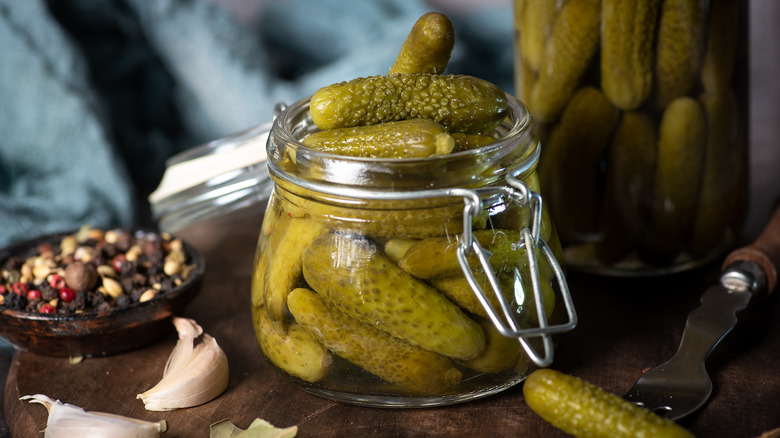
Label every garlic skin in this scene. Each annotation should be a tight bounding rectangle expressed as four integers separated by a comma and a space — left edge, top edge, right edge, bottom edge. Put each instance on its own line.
137, 317, 229, 411
21, 394, 166, 438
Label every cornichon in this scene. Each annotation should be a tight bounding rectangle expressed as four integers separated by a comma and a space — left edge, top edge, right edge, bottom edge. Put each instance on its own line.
458, 318, 521, 374
640, 96, 705, 265
600, 0, 661, 110
253, 306, 332, 383
596, 111, 657, 265
264, 217, 326, 326
529, 0, 601, 122
652, 0, 704, 109
301, 232, 485, 360
301, 119, 454, 159
701, 0, 740, 93
388, 11, 454, 75
451, 132, 497, 152
309, 74, 508, 134
523, 369, 694, 438
287, 287, 463, 395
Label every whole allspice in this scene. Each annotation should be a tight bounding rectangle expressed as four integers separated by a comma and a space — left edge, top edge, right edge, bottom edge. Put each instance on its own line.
64, 261, 98, 291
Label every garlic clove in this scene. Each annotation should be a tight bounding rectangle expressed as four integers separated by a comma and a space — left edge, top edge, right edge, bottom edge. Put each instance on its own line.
137, 317, 229, 411
21, 394, 166, 438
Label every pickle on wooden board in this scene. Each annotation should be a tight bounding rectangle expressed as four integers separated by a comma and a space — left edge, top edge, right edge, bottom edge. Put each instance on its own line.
388, 12, 455, 75
523, 369, 694, 438
689, 91, 742, 257
398, 229, 549, 280
600, 0, 661, 110
264, 217, 326, 327
302, 119, 454, 159
301, 232, 485, 360
639, 96, 705, 265
538, 87, 619, 245
287, 287, 462, 395
652, 0, 704, 109
253, 305, 332, 383
596, 111, 657, 265
309, 74, 507, 134
701, 0, 741, 93
529, 0, 601, 122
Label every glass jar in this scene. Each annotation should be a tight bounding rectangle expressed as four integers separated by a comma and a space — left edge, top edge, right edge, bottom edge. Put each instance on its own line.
513, 0, 749, 275
250, 95, 576, 407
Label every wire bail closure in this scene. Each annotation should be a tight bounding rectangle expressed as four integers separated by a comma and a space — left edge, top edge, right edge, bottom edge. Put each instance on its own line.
456, 175, 577, 368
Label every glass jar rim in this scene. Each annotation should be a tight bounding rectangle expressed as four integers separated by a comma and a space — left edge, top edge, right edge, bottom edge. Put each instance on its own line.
267, 93, 540, 197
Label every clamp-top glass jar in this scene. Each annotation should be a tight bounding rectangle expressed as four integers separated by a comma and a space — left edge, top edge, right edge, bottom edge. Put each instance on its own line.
250, 94, 576, 407
513, 0, 749, 275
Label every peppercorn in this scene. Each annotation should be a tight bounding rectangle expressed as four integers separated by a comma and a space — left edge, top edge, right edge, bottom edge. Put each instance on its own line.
64, 261, 98, 291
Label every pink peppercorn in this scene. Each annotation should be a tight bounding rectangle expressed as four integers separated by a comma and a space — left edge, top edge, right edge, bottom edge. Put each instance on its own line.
11, 282, 28, 296
0, 285, 7, 295
48, 273, 66, 290
39, 303, 57, 314
26, 289, 42, 301
59, 287, 77, 303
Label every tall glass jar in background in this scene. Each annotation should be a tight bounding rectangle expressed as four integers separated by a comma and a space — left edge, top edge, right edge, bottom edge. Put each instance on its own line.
513, 0, 749, 275
250, 94, 576, 407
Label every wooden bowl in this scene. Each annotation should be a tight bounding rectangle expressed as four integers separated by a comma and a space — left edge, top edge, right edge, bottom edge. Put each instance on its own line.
0, 230, 205, 358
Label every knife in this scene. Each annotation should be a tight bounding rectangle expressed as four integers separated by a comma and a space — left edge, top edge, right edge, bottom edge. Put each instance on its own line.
623, 200, 780, 420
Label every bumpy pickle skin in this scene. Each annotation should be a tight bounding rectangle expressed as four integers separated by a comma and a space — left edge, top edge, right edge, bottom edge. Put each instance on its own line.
652, 0, 705, 109
640, 96, 706, 265
538, 87, 619, 245
388, 12, 455, 75
600, 0, 661, 110
529, 0, 601, 122
309, 74, 508, 134
523, 369, 695, 438
253, 305, 332, 383
287, 288, 463, 395
596, 111, 658, 265
301, 119, 454, 159
301, 232, 485, 360
689, 91, 742, 257
264, 217, 327, 327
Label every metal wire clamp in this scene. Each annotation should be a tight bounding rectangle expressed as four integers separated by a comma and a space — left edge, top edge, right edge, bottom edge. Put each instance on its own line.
455, 175, 577, 368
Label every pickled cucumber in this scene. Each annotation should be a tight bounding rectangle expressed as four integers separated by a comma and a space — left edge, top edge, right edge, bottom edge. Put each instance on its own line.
689, 91, 741, 256
517, 0, 560, 74
398, 229, 546, 280
253, 305, 332, 383
309, 74, 508, 134
383, 237, 418, 263
301, 232, 485, 360
489, 171, 555, 245
459, 318, 522, 374
652, 0, 704, 109
539, 87, 619, 244
264, 217, 326, 326
287, 287, 463, 395
701, 0, 741, 93
302, 119, 455, 159
388, 12, 455, 75
596, 111, 657, 265
523, 369, 694, 438
529, 0, 601, 122
451, 132, 497, 152
640, 97, 705, 265
600, 0, 661, 110
430, 268, 555, 326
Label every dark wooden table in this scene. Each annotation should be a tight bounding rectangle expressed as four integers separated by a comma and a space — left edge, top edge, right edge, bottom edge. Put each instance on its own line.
4, 203, 780, 438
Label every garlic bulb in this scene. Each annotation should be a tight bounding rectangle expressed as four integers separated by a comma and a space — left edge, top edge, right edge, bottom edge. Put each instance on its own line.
21, 394, 166, 438
137, 317, 229, 411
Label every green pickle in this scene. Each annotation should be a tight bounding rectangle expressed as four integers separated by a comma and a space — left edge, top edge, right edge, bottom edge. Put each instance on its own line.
251, 11, 567, 404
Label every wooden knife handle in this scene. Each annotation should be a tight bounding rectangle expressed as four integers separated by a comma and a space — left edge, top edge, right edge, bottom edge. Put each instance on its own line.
722, 200, 780, 295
